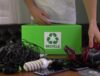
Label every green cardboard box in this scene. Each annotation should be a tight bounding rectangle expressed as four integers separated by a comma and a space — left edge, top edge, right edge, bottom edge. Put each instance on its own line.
22, 24, 82, 56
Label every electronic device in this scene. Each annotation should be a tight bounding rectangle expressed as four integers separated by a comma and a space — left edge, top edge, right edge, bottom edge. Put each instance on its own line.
33, 58, 69, 76
34, 68, 68, 76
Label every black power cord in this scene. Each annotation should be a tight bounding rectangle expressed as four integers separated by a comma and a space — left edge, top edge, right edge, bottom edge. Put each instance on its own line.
0, 29, 46, 74
0, 40, 46, 74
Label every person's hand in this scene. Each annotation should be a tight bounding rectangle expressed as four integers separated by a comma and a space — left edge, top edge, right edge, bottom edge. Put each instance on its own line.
31, 7, 51, 25
88, 22, 100, 48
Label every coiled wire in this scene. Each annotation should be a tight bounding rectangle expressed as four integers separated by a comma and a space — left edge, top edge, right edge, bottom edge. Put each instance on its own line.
0, 39, 46, 73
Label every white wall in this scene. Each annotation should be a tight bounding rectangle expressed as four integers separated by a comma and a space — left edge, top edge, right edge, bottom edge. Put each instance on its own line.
0, 0, 19, 24
17, 0, 31, 24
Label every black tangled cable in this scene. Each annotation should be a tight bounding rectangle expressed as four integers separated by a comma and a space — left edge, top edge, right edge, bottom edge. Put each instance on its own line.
0, 39, 46, 74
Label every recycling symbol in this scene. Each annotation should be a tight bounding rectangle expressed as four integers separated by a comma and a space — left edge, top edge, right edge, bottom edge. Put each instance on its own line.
47, 33, 59, 44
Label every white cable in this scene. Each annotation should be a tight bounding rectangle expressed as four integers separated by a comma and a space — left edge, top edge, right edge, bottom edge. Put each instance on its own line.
23, 58, 52, 71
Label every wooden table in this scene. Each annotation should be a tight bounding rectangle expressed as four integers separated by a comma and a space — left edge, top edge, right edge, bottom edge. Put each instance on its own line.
0, 71, 80, 76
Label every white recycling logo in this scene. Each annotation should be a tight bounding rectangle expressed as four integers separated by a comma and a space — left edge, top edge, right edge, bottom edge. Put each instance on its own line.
47, 33, 59, 44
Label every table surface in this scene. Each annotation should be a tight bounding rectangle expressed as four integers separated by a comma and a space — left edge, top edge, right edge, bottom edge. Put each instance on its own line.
0, 71, 81, 76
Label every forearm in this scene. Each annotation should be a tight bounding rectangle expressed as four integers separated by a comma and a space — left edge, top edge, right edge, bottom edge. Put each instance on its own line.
83, 0, 97, 24
24, 0, 38, 13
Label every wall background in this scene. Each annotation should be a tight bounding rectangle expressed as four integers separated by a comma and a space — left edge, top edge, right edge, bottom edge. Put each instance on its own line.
17, 0, 100, 24
76, 0, 100, 24
15, 0, 31, 23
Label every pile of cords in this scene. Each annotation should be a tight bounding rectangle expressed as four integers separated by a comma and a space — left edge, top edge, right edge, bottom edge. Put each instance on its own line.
0, 29, 20, 47
0, 40, 45, 74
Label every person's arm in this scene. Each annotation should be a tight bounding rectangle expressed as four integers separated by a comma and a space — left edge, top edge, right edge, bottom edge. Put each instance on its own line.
83, 0, 100, 47
24, 0, 51, 24
83, 0, 97, 24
